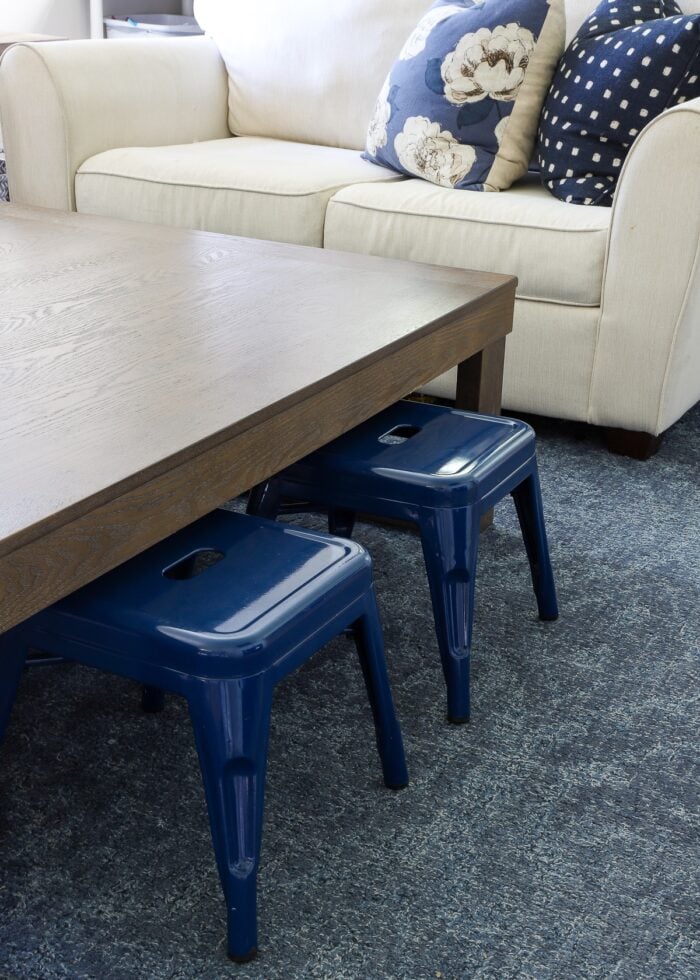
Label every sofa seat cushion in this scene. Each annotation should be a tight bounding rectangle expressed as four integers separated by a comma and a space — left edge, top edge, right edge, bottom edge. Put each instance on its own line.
75, 137, 402, 247
324, 174, 610, 306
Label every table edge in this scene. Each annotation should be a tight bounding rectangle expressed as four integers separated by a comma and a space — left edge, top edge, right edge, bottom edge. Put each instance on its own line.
0, 277, 516, 559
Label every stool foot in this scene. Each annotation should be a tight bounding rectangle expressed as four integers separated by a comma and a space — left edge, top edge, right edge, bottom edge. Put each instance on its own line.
25, 651, 67, 666
447, 712, 471, 725
419, 507, 479, 724
511, 468, 559, 622
141, 685, 166, 713
228, 947, 258, 963
352, 597, 408, 790
0, 630, 27, 746
246, 482, 281, 520
328, 508, 356, 538
188, 676, 272, 962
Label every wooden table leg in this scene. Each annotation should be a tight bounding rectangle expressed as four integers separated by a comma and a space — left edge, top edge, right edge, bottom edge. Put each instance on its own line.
455, 336, 507, 530
455, 335, 507, 417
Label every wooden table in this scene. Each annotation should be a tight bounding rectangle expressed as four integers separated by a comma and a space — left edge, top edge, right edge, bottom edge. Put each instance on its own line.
0, 204, 515, 634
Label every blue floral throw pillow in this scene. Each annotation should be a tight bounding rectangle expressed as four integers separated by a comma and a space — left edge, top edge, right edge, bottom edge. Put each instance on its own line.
364, 0, 566, 191
537, 0, 700, 205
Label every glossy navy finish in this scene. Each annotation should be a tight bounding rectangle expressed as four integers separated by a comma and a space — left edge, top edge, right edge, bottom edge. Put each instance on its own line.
0, 510, 407, 962
248, 401, 558, 723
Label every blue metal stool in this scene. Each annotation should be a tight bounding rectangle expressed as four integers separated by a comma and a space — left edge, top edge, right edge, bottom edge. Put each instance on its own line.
248, 401, 559, 724
0, 510, 407, 962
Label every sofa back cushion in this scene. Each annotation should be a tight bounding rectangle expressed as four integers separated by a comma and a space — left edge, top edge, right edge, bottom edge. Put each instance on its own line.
565, 0, 700, 44
193, 0, 431, 149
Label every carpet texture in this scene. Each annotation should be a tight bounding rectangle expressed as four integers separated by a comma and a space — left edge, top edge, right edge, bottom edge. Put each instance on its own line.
1, 406, 698, 980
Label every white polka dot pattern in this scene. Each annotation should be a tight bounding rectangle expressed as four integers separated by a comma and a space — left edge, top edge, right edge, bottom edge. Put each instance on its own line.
537, 0, 700, 205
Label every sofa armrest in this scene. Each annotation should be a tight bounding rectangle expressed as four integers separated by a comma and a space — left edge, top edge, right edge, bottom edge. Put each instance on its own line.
0, 36, 230, 211
588, 97, 700, 435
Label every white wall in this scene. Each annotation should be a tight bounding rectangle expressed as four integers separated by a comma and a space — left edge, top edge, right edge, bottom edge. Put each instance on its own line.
0, 1, 90, 39
0, 1, 186, 39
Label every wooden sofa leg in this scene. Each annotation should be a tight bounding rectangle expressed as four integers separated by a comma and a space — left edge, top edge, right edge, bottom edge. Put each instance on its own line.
605, 427, 663, 460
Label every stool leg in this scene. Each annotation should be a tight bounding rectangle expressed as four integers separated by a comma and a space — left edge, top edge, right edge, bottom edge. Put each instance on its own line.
246, 482, 281, 520
328, 508, 356, 538
419, 506, 480, 724
352, 593, 408, 790
187, 676, 273, 962
141, 685, 166, 713
0, 631, 27, 747
511, 466, 559, 622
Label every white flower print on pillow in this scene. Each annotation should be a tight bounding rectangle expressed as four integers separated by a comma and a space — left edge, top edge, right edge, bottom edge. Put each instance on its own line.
441, 23, 536, 104
366, 77, 391, 156
361, 0, 555, 191
394, 116, 476, 187
399, 4, 464, 60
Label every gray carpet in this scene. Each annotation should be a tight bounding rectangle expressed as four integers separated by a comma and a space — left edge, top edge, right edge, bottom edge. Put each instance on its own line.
1, 406, 698, 980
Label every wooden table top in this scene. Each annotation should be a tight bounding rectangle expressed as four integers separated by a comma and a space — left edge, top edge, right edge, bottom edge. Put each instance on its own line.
0, 204, 515, 631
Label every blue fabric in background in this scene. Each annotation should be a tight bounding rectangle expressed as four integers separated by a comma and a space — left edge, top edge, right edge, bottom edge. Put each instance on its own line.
0, 148, 8, 203
363, 0, 552, 190
537, 0, 700, 205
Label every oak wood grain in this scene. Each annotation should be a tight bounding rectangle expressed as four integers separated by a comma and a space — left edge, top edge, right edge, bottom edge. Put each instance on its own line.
0, 204, 516, 631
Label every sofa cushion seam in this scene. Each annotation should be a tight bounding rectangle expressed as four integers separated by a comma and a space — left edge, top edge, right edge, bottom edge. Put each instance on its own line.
510, 293, 600, 308
76, 169, 397, 199
327, 197, 610, 234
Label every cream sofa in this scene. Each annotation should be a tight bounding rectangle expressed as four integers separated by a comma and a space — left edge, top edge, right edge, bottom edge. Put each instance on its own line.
1, 14, 698, 457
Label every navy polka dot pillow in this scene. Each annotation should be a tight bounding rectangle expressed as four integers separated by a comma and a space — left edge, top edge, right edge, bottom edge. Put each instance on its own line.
537, 0, 700, 205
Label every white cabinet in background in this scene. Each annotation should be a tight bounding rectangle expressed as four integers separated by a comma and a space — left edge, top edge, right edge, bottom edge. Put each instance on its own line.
91, 2, 192, 37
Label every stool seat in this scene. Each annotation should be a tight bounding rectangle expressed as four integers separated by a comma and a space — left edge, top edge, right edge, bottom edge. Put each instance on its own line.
0, 510, 407, 962
249, 401, 559, 724
286, 401, 536, 509
36, 510, 371, 677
